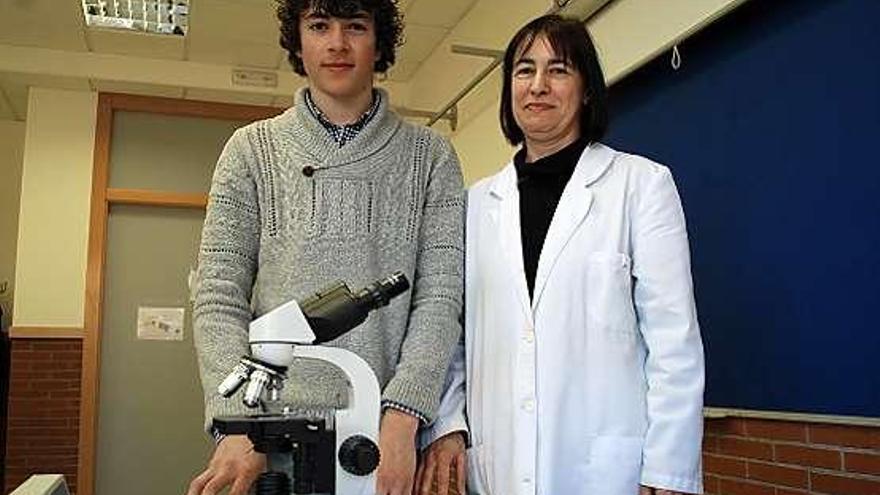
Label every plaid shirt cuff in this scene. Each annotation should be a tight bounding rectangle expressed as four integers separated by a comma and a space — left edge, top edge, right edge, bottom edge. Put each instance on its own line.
381, 399, 429, 425
210, 424, 227, 445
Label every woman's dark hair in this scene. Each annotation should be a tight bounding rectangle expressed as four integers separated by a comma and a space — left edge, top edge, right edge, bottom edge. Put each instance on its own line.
500, 14, 608, 146
276, 0, 404, 75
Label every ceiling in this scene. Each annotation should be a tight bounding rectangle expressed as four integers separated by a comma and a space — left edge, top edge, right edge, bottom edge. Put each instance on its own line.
0, 0, 480, 121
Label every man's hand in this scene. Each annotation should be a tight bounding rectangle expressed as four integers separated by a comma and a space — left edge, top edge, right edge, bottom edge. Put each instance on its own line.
413, 432, 466, 495
639, 486, 685, 495
376, 409, 420, 495
186, 434, 266, 495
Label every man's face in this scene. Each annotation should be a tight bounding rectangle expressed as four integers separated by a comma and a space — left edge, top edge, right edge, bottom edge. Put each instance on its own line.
297, 9, 378, 101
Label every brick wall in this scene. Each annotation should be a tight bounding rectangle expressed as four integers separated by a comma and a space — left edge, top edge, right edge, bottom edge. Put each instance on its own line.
704, 417, 880, 495
4, 339, 82, 495
0, 335, 10, 492
3, 341, 879, 495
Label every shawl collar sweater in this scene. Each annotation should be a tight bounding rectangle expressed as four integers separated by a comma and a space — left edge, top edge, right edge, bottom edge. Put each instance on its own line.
193, 88, 465, 429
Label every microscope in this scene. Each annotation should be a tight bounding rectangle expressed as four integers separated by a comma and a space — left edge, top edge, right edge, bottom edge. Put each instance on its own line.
213, 272, 410, 495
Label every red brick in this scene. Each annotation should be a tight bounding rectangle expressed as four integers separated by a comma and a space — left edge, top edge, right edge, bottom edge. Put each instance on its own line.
39, 378, 80, 388
746, 460, 808, 488
743, 419, 806, 442
21, 427, 78, 439
50, 370, 82, 380
37, 340, 74, 348
704, 434, 720, 453
9, 378, 34, 390
704, 473, 720, 494
29, 454, 78, 463
7, 417, 69, 427
50, 351, 82, 361
49, 390, 83, 399
704, 453, 748, 477
718, 477, 774, 495
810, 472, 880, 495
45, 342, 80, 351
6, 338, 84, 495
15, 397, 77, 409
774, 444, 842, 469
12, 350, 54, 361
776, 489, 808, 495
718, 437, 774, 461
845, 452, 880, 476
707, 418, 748, 436
10, 444, 78, 456
48, 359, 83, 370
5, 455, 27, 468
8, 398, 56, 412
16, 440, 79, 453
809, 424, 880, 449
9, 389, 52, 399
10, 369, 54, 379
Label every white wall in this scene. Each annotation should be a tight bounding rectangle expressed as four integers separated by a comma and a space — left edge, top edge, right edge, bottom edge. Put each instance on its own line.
451, 92, 513, 185
0, 119, 26, 331
13, 88, 97, 327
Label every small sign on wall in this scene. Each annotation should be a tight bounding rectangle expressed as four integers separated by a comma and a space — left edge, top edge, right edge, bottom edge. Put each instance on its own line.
137, 306, 185, 341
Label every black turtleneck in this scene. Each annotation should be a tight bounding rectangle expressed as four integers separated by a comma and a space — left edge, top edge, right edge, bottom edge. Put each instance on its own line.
514, 137, 590, 298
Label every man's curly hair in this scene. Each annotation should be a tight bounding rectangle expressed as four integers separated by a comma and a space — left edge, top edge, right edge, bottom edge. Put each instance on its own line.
276, 0, 404, 76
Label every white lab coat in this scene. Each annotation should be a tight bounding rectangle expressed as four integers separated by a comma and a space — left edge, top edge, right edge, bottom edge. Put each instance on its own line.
424, 143, 704, 495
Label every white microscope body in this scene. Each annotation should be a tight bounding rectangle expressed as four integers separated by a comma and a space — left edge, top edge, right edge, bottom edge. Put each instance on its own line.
215, 272, 409, 495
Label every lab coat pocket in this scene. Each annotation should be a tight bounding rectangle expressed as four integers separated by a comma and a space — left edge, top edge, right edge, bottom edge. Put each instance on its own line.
586, 252, 637, 339
587, 435, 644, 495
466, 444, 490, 495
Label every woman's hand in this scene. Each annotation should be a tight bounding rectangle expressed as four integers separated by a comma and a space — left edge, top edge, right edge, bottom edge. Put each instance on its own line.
413, 432, 466, 495
186, 434, 265, 495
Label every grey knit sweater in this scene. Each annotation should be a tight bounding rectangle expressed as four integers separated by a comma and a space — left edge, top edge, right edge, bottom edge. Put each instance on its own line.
193, 88, 464, 429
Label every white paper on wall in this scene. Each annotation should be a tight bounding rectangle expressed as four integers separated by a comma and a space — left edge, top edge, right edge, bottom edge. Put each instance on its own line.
137, 306, 185, 341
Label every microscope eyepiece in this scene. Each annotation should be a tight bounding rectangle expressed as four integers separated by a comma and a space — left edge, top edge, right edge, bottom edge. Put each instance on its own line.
355, 271, 410, 310
302, 272, 411, 344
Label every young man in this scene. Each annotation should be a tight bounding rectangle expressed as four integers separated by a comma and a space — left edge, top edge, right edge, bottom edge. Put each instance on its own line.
186, 1, 464, 494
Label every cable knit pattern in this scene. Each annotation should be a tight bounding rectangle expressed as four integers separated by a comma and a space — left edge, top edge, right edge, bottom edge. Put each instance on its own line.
193, 88, 464, 431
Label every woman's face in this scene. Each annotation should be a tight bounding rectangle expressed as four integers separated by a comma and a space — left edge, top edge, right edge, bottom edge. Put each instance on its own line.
511, 35, 585, 147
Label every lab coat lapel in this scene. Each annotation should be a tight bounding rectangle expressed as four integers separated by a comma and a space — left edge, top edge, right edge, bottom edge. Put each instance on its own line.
532, 144, 615, 310
488, 163, 533, 320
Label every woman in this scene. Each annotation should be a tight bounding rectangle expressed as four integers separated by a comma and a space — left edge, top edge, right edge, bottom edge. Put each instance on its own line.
419, 14, 704, 495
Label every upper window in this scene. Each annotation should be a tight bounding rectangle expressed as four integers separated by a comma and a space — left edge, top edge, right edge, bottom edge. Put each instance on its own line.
82, 1, 189, 36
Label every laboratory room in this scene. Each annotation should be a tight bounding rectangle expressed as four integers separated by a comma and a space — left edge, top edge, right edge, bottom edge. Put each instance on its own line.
1, 0, 878, 494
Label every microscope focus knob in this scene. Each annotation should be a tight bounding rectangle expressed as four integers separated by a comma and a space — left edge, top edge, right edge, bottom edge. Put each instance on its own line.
338, 435, 380, 476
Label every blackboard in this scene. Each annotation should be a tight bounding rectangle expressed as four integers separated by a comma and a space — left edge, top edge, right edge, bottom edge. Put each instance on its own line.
605, 0, 880, 417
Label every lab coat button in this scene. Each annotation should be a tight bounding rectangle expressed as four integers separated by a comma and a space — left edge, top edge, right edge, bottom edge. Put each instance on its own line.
523, 329, 534, 343
522, 399, 535, 412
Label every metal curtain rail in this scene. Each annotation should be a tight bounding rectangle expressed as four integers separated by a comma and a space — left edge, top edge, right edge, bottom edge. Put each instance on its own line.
426, 54, 502, 127
397, 105, 458, 130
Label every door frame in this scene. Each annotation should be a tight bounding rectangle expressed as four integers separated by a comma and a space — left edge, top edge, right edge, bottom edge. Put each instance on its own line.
78, 93, 280, 495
